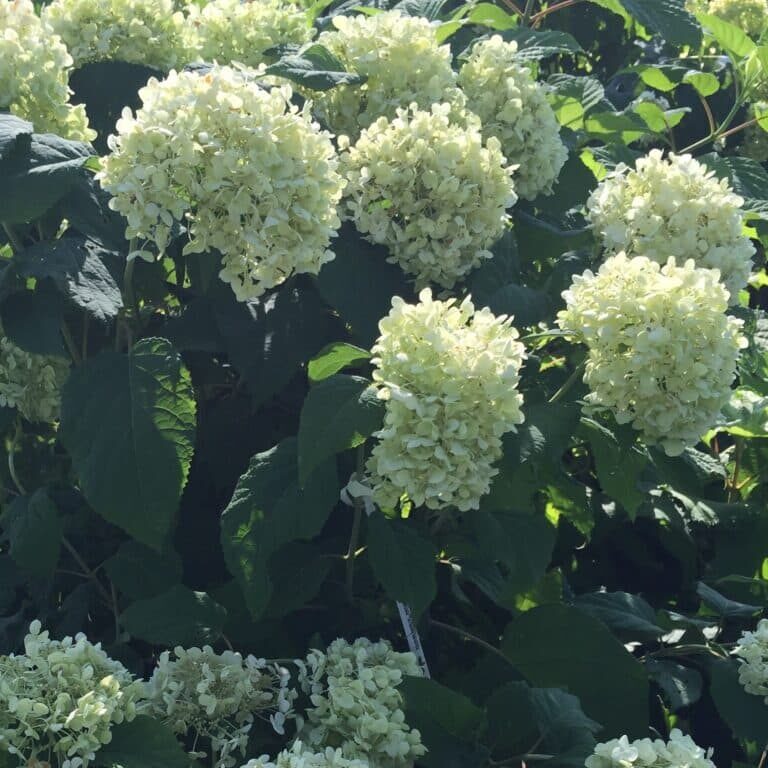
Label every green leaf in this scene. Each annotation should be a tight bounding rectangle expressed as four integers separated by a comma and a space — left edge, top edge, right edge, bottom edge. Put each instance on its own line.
548, 75, 605, 129
620, 0, 702, 47
298, 374, 383, 485
514, 211, 594, 263
584, 111, 649, 143
0, 285, 65, 356
502, 28, 583, 59
60, 338, 196, 549
696, 581, 762, 618
94, 715, 192, 768
644, 659, 703, 712
104, 541, 183, 600
0, 114, 32, 161
265, 44, 366, 90
264, 541, 332, 617
316, 223, 414, 346
308, 342, 371, 383
69, 61, 161, 154
393, 0, 449, 19
573, 591, 665, 641
698, 12, 756, 57
11, 236, 123, 322
220, 438, 338, 618
0, 119, 95, 224
485, 682, 538, 753
1, 489, 61, 579
401, 676, 485, 740
466, 3, 517, 30
367, 512, 437, 618
580, 418, 648, 516
700, 154, 768, 213
710, 659, 768, 743
120, 584, 226, 646
503, 604, 649, 736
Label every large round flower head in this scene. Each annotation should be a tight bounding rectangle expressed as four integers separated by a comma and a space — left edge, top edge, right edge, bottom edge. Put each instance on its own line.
586, 149, 754, 303
295, 638, 425, 768
585, 730, 716, 768
185, 0, 314, 68
367, 289, 526, 512
244, 741, 369, 768
0, 621, 145, 768
557, 253, 746, 456
340, 103, 516, 290
709, 0, 768, 36
457, 35, 567, 200
97, 66, 344, 301
735, 619, 768, 699
0, 335, 70, 423
147, 645, 296, 768
42, 0, 188, 70
0, 0, 93, 140
312, 10, 466, 140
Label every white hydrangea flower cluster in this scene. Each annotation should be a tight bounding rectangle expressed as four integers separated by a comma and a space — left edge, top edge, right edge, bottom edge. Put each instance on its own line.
735, 618, 768, 699
367, 289, 526, 512
0, 336, 70, 423
557, 253, 746, 456
97, 66, 344, 300
0, 0, 93, 140
312, 11, 465, 140
245, 741, 369, 768
185, 0, 314, 68
585, 730, 716, 768
457, 35, 567, 200
709, 0, 768, 37
296, 638, 425, 768
586, 150, 754, 303
340, 103, 515, 290
146, 645, 296, 768
42, 0, 188, 70
0, 621, 145, 768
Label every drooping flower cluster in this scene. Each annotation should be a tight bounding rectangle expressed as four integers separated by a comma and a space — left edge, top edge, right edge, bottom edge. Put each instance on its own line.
146, 645, 296, 768
185, 0, 314, 68
312, 11, 465, 140
0, 0, 93, 140
735, 618, 768, 699
296, 638, 425, 768
367, 289, 526, 512
245, 741, 369, 768
340, 103, 515, 290
557, 253, 746, 456
709, 0, 768, 37
457, 35, 567, 200
0, 621, 145, 768
42, 0, 188, 70
0, 336, 70, 423
586, 150, 754, 303
97, 66, 344, 300
585, 730, 716, 768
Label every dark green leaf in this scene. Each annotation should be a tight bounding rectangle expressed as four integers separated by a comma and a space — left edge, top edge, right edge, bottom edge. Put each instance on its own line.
298, 374, 384, 484
308, 342, 371, 382
104, 541, 183, 600
710, 659, 768, 743
644, 659, 703, 712
696, 581, 762, 618
1, 489, 61, 579
503, 28, 583, 59
401, 676, 485, 740
0, 285, 65, 356
485, 682, 538, 753
120, 584, 226, 646
265, 44, 366, 90
265, 541, 332, 618
220, 438, 338, 618
573, 591, 665, 641
60, 338, 196, 549
367, 512, 437, 618
94, 715, 193, 768
503, 604, 649, 736
620, 0, 701, 47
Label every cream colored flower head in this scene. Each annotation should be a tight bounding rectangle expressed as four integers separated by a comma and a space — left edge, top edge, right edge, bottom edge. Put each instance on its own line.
586, 149, 754, 303
97, 66, 344, 301
245, 741, 370, 768
147, 645, 296, 768
586, 730, 716, 768
311, 10, 466, 140
0, 0, 93, 140
185, 0, 314, 69
735, 618, 768, 700
557, 253, 746, 456
0, 621, 145, 768
42, 0, 188, 70
458, 35, 567, 200
709, 0, 768, 37
295, 638, 425, 767
0, 336, 70, 423
367, 288, 526, 512
340, 103, 516, 290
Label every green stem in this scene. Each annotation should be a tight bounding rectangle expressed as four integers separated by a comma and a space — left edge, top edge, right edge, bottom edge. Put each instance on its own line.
548, 360, 586, 404
522, 0, 537, 24
123, 252, 139, 323
680, 97, 746, 153
61, 536, 112, 603
61, 322, 82, 365
345, 445, 366, 602
2, 223, 23, 253
430, 618, 514, 667
7, 420, 26, 495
